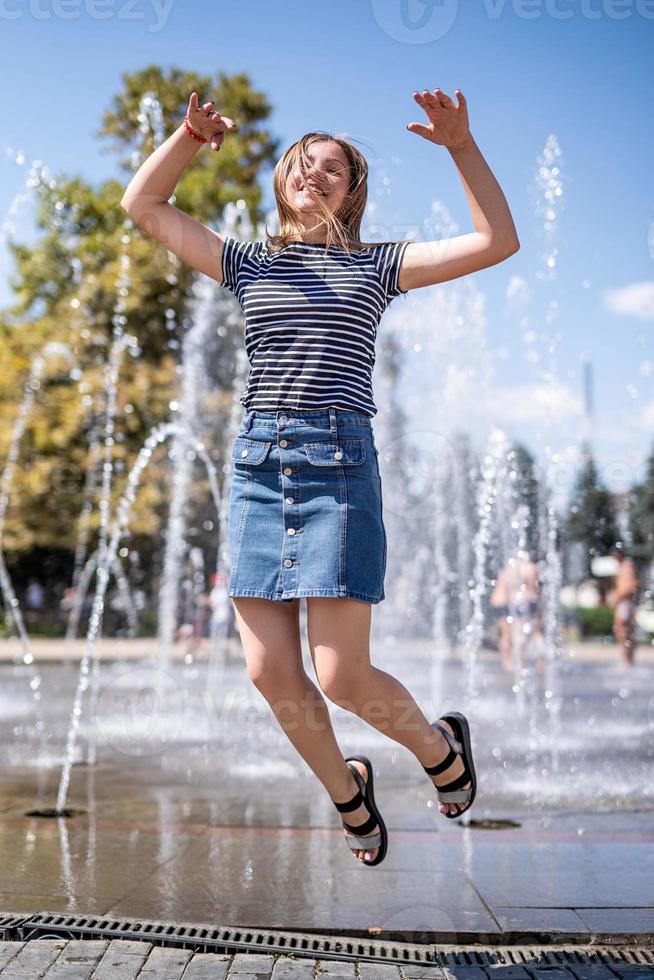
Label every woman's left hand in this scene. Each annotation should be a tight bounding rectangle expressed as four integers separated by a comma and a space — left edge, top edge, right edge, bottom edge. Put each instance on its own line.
407, 88, 471, 148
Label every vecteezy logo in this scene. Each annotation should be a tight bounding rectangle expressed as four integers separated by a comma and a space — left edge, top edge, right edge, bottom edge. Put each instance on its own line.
375, 428, 457, 521
371, 0, 459, 44
96, 665, 185, 758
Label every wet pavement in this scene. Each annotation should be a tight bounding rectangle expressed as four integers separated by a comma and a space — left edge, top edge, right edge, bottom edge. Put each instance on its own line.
0, 633, 653, 949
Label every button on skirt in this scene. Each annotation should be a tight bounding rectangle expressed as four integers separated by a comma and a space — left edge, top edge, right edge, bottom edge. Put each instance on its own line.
227, 407, 387, 604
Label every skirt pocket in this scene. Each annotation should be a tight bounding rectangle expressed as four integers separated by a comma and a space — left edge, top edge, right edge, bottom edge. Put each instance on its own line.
303, 438, 366, 466
231, 436, 273, 465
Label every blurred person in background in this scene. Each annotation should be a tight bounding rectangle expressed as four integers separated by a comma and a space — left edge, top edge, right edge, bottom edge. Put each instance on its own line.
209, 571, 236, 639
490, 550, 544, 675
24, 577, 45, 628
607, 544, 639, 670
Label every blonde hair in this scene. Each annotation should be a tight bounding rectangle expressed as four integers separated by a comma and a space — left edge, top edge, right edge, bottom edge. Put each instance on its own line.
264, 131, 406, 257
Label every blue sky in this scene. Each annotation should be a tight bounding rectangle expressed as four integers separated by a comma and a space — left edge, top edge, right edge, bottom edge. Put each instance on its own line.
1, 0, 653, 500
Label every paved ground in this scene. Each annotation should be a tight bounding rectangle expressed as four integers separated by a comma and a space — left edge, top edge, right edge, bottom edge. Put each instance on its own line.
0, 635, 652, 950
1, 636, 652, 665
0, 943, 653, 978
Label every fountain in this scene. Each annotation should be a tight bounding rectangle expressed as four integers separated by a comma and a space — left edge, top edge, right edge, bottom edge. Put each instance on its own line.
1, 104, 650, 835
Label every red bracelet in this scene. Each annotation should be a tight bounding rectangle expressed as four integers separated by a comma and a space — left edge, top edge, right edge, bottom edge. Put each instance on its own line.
184, 115, 208, 144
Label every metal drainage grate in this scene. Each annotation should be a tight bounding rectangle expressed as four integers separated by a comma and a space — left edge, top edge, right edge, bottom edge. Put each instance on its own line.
0, 914, 30, 941
6, 912, 654, 967
448, 948, 654, 969
11, 913, 439, 963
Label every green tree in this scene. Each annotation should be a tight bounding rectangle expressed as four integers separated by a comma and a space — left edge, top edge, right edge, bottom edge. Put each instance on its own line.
0, 65, 278, 598
510, 441, 541, 557
565, 443, 618, 577
629, 440, 654, 567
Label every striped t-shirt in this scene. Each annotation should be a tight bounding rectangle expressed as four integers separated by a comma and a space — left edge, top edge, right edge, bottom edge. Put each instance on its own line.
220, 236, 410, 417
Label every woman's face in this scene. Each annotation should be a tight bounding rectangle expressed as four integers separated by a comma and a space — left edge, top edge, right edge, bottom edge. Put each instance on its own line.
285, 140, 351, 220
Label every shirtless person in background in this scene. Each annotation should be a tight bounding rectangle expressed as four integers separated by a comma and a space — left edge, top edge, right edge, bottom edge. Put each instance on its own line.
607, 544, 639, 670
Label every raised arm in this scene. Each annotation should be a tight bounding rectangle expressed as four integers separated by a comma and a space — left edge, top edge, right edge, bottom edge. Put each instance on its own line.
120, 92, 238, 283
400, 87, 520, 291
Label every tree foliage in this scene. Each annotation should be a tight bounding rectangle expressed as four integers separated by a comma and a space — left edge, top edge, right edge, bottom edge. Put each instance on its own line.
629, 441, 654, 570
0, 65, 278, 594
565, 443, 619, 577
510, 442, 541, 557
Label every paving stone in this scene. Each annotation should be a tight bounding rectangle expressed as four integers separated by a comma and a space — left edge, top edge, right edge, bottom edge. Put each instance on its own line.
358, 965, 403, 980
228, 974, 277, 980
0, 938, 67, 976
272, 958, 319, 980
527, 971, 575, 980
0, 944, 25, 971
183, 953, 235, 980
316, 962, 356, 977
92, 938, 154, 979
138, 944, 194, 978
441, 969, 490, 980
104, 941, 155, 955
484, 969, 531, 979
493, 907, 589, 940
400, 967, 447, 979
31, 939, 109, 979
606, 969, 654, 979
568, 965, 623, 980
229, 954, 277, 974
576, 907, 654, 941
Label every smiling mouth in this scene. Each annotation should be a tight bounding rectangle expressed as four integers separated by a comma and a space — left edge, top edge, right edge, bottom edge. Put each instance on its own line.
299, 184, 327, 197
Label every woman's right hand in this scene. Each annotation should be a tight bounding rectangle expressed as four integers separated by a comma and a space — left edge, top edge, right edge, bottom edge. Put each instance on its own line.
186, 91, 238, 152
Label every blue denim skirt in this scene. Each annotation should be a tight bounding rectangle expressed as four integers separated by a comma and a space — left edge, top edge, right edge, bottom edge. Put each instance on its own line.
227, 407, 387, 604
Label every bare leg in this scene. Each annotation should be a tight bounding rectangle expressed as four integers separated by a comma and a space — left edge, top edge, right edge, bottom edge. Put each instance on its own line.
532, 621, 545, 675
498, 617, 512, 672
512, 617, 527, 672
613, 614, 636, 669
231, 596, 374, 861
306, 597, 473, 862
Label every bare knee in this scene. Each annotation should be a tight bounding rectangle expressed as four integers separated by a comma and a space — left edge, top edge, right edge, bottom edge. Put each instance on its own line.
244, 639, 305, 694
317, 667, 369, 711
306, 596, 373, 710
249, 656, 305, 696
232, 597, 304, 694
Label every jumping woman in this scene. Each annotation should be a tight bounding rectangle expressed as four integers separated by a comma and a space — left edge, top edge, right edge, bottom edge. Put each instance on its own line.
121, 86, 520, 866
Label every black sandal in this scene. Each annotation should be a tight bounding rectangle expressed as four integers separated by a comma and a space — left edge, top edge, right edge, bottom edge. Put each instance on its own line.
422, 712, 477, 819
332, 755, 388, 866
